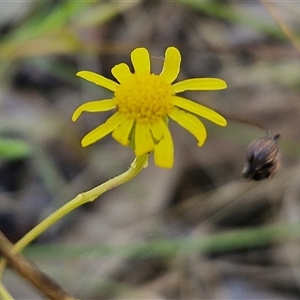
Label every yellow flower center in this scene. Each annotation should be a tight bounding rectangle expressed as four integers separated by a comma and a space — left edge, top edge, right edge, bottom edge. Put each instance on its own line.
113, 73, 174, 123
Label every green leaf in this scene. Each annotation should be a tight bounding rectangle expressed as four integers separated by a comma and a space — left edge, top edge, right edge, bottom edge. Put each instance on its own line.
0, 137, 32, 160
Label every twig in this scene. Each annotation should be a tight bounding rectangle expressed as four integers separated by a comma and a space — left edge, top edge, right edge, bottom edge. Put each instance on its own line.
0, 231, 77, 300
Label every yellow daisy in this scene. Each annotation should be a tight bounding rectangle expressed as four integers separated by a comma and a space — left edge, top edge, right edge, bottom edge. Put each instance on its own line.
72, 47, 227, 168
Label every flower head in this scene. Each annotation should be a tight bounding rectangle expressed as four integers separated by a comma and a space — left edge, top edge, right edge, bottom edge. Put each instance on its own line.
72, 47, 227, 168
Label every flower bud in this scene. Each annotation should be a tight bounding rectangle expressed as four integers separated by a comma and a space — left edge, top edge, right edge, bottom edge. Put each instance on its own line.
242, 134, 280, 181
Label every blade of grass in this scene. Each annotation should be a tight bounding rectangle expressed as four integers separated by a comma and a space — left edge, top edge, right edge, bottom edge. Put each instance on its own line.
0, 138, 32, 160
25, 222, 300, 258
176, 0, 286, 40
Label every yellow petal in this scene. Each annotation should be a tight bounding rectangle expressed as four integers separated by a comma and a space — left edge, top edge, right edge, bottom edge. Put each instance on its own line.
112, 117, 134, 146
172, 78, 227, 93
81, 112, 123, 147
159, 47, 181, 83
111, 63, 132, 83
76, 71, 118, 92
173, 96, 227, 126
134, 122, 155, 156
153, 120, 174, 168
150, 121, 164, 142
168, 107, 207, 146
72, 99, 116, 122
131, 48, 150, 74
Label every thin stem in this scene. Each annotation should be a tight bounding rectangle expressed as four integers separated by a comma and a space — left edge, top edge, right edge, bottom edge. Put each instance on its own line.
224, 113, 269, 135
0, 155, 148, 276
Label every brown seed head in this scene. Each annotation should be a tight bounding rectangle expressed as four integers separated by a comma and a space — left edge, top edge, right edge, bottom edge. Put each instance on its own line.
242, 134, 280, 181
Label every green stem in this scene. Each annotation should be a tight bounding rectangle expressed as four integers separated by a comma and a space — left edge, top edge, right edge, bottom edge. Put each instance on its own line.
0, 155, 148, 277
0, 281, 14, 300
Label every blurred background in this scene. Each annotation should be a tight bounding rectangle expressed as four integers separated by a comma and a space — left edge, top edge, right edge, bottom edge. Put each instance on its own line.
1, 1, 300, 299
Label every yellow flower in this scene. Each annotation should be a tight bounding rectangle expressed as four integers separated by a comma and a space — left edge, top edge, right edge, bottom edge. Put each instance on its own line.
72, 47, 227, 168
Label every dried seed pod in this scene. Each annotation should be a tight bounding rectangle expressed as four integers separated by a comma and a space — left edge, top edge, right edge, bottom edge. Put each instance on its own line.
242, 134, 280, 181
